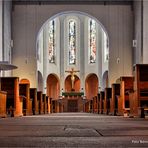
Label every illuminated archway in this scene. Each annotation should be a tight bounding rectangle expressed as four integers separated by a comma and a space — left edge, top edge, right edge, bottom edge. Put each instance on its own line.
85, 74, 98, 99
47, 74, 60, 100
65, 75, 80, 92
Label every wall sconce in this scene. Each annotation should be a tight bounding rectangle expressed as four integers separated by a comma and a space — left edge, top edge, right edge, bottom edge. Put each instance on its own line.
133, 39, 137, 48
117, 58, 120, 64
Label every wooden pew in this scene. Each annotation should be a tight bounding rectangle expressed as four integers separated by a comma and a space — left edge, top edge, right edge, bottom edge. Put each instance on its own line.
30, 88, 38, 115
90, 99, 93, 113
103, 88, 112, 114
37, 91, 43, 114
92, 96, 98, 113
51, 99, 61, 113
46, 96, 50, 113
19, 83, 32, 116
84, 100, 91, 113
42, 94, 46, 114
118, 76, 134, 116
49, 97, 52, 113
97, 93, 100, 114
0, 91, 7, 117
51, 99, 56, 113
99, 91, 104, 114
129, 64, 148, 117
58, 97, 64, 113
1, 77, 23, 117
110, 84, 120, 115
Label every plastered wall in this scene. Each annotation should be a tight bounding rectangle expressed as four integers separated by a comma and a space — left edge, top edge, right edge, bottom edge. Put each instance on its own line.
12, 4, 133, 88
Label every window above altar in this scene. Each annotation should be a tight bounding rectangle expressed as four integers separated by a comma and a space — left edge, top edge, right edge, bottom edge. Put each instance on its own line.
48, 19, 56, 63
68, 19, 77, 65
88, 19, 97, 64
37, 12, 109, 75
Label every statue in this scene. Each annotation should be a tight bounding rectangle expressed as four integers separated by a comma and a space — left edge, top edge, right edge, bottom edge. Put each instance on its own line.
65, 68, 79, 91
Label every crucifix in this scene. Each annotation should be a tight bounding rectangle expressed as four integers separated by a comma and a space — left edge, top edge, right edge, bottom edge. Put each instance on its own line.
65, 68, 80, 91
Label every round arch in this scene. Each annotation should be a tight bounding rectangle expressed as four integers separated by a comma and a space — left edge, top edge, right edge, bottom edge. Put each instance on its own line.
85, 73, 99, 100
36, 11, 109, 58
116, 78, 120, 84
65, 75, 80, 92
20, 78, 30, 85
37, 11, 109, 40
47, 74, 60, 100
36, 11, 109, 94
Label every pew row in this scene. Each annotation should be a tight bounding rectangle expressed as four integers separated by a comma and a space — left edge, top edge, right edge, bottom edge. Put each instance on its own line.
1, 77, 23, 117
110, 84, 120, 115
129, 64, 148, 117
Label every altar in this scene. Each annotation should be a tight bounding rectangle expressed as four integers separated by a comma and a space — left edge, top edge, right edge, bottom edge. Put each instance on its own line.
51, 68, 86, 113
61, 91, 85, 112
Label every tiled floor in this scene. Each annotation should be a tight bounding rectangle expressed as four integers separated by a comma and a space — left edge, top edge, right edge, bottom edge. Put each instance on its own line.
0, 113, 148, 147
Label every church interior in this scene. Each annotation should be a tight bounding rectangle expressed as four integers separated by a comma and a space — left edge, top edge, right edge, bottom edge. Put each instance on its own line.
0, 0, 148, 118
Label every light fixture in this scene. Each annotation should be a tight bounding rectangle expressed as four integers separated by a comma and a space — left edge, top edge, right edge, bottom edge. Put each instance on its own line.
133, 39, 137, 48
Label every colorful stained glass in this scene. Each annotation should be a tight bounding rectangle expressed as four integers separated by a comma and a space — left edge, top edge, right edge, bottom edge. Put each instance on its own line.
89, 19, 96, 63
69, 20, 76, 64
104, 32, 109, 62
48, 20, 55, 63
37, 31, 43, 62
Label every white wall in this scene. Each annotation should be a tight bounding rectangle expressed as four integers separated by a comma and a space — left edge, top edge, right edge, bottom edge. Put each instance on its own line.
12, 5, 37, 87
4, 1, 11, 62
133, 0, 148, 65
108, 5, 133, 85
0, 0, 3, 61
12, 4, 133, 88
3, 0, 12, 76
143, 0, 148, 64
133, 0, 142, 64
38, 13, 105, 93
0, 0, 12, 76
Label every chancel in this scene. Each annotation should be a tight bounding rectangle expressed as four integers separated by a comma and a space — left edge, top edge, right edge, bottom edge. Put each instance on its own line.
0, 0, 148, 147
65, 68, 80, 91
0, 0, 147, 116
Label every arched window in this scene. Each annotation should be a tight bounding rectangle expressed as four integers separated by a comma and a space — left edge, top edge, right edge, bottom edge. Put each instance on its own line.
48, 19, 55, 63
37, 30, 43, 62
104, 32, 109, 62
88, 19, 96, 64
68, 19, 76, 65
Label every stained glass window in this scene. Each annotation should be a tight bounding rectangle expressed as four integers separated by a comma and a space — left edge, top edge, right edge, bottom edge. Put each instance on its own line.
89, 19, 96, 63
104, 32, 109, 62
37, 30, 43, 62
68, 19, 76, 64
48, 20, 55, 63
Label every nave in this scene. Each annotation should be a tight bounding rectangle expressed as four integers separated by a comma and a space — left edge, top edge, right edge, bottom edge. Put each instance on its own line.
0, 112, 148, 147
0, 64, 148, 119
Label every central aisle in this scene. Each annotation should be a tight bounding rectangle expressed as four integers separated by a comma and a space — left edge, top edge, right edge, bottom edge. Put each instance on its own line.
0, 113, 148, 147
